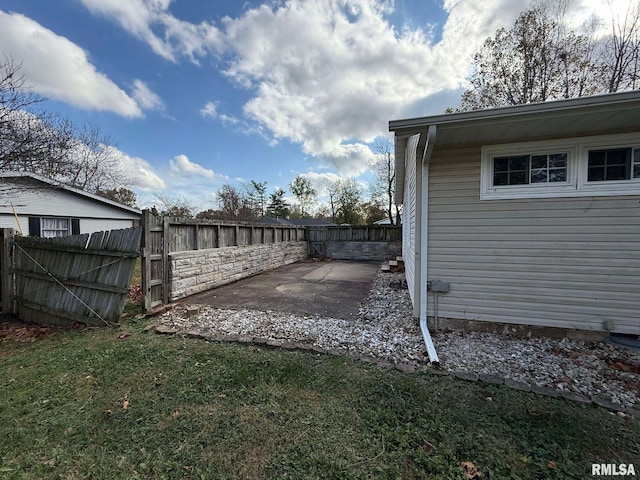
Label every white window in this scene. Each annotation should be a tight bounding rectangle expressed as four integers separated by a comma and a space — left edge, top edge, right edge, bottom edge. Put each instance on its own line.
28, 217, 79, 237
481, 133, 640, 200
41, 218, 71, 237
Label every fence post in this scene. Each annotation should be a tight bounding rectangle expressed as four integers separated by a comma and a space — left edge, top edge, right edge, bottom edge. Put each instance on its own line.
163, 217, 170, 304
141, 210, 151, 312
1, 228, 15, 315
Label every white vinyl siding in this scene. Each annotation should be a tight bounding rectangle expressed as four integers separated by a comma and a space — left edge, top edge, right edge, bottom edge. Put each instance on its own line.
403, 134, 420, 312
427, 146, 640, 334
0, 179, 139, 235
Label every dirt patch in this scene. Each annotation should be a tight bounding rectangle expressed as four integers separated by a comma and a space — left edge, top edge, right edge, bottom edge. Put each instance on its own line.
0, 318, 84, 342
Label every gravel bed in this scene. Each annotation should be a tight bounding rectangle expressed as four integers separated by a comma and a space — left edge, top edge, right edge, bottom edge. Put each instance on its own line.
155, 271, 640, 409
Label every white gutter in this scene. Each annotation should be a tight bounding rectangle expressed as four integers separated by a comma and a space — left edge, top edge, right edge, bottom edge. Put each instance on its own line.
419, 125, 439, 365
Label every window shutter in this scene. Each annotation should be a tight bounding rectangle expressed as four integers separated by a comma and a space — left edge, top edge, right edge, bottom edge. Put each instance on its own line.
71, 219, 80, 235
28, 217, 41, 237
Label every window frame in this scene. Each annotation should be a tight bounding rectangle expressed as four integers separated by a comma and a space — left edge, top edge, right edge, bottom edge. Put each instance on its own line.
40, 217, 72, 238
28, 216, 80, 237
480, 133, 640, 200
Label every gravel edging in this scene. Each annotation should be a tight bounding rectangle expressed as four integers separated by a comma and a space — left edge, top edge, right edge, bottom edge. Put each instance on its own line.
152, 271, 640, 416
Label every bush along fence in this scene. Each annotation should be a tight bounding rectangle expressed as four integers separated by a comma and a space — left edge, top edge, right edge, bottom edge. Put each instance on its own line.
1, 227, 141, 326
141, 211, 307, 309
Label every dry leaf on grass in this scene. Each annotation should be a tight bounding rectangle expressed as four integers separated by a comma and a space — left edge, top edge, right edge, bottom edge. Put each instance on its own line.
122, 400, 129, 410
460, 461, 482, 479
422, 441, 435, 455
547, 460, 557, 469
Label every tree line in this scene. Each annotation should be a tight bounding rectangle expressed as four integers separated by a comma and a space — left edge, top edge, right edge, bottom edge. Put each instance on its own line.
152, 151, 398, 226
0, 56, 138, 206
3, 0, 637, 223
459, 0, 640, 110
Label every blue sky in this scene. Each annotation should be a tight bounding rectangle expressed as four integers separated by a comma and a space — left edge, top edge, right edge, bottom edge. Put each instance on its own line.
0, 0, 619, 211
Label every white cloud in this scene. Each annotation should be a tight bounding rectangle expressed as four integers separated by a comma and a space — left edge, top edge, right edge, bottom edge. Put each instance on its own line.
200, 101, 218, 118
131, 79, 165, 111
76, 0, 621, 176
0, 10, 142, 118
79, 0, 224, 63
109, 146, 166, 190
169, 154, 215, 178
219, 0, 529, 175
219, 113, 240, 125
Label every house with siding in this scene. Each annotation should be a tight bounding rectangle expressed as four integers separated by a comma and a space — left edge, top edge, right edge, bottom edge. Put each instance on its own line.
0, 171, 141, 237
389, 91, 640, 362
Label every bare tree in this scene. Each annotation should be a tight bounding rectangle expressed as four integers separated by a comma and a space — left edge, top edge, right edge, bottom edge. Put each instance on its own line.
153, 194, 198, 218
369, 139, 399, 225
96, 187, 137, 207
0, 57, 131, 194
460, 4, 604, 110
324, 178, 363, 225
64, 124, 128, 193
601, 0, 640, 92
216, 183, 254, 221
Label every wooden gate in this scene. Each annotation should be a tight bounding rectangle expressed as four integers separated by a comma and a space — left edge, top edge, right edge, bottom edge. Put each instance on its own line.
141, 210, 166, 311
4, 227, 141, 326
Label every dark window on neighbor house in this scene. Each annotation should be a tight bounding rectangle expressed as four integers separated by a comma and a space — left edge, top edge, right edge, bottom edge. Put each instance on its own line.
493, 153, 567, 186
28, 217, 80, 237
588, 148, 632, 181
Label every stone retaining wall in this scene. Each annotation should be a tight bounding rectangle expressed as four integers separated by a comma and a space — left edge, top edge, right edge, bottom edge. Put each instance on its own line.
325, 241, 401, 261
169, 242, 307, 301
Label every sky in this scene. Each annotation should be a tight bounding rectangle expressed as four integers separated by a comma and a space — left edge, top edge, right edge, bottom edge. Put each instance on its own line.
0, 0, 624, 212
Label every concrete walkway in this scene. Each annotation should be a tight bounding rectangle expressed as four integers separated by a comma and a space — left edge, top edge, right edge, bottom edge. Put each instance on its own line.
179, 259, 380, 319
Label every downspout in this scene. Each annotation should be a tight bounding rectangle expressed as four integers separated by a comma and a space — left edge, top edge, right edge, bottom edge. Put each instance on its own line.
419, 125, 439, 365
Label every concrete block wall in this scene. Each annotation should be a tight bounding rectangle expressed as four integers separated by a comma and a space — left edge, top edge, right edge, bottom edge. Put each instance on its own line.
326, 241, 401, 261
169, 242, 307, 301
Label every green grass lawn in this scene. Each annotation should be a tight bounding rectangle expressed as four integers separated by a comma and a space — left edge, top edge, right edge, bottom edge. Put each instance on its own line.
1, 320, 638, 479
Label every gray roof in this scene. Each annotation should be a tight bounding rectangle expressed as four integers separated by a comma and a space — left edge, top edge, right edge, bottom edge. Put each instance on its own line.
287, 218, 336, 227
258, 216, 336, 226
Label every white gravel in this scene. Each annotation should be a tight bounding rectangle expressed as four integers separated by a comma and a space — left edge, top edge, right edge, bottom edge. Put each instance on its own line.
155, 271, 640, 409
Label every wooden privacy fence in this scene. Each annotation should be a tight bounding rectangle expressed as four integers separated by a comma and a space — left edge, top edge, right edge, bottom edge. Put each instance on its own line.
142, 211, 306, 311
1, 227, 141, 326
306, 225, 402, 257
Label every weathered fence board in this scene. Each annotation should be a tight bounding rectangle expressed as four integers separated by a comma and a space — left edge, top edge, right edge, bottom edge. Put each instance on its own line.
306, 225, 402, 258
1, 228, 14, 314
11, 227, 141, 326
141, 212, 306, 311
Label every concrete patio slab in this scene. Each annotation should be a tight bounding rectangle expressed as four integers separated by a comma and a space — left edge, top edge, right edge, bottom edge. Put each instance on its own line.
179, 259, 380, 319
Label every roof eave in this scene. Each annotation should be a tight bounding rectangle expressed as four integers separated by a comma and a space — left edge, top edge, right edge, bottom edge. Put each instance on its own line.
389, 90, 640, 133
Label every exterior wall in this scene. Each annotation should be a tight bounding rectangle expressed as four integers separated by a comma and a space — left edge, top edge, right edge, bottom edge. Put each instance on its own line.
0, 181, 139, 235
325, 241, 401, 261
427, 145, 640, 334
403, 134, 420, 310
169, 242, 308, 301
80, 218, 137, 234
0, 215, 136, 235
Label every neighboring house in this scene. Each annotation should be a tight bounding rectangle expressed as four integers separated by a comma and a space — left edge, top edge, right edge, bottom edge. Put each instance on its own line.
0, 171, 141, 237
389, 91, 640, 360
287, 218, 336, 227
373, 216, 400, 226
